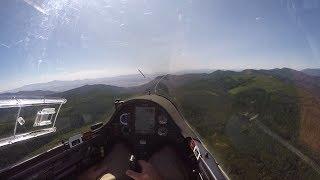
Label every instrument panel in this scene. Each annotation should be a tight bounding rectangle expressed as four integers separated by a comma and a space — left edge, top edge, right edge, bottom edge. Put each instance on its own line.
114, 101, 171, 137
135, 106, 156, 134
108, 99, 181, 160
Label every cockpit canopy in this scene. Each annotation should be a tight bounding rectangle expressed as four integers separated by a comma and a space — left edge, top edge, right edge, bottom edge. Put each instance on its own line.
0, 98, 66, 147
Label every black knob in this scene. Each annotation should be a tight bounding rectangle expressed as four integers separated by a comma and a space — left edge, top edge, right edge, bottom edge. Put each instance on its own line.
129, 155, 142, 173
121, 126, 130, 135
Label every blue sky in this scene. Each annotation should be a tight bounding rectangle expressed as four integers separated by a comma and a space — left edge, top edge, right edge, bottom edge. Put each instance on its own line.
0, 0, 320, 91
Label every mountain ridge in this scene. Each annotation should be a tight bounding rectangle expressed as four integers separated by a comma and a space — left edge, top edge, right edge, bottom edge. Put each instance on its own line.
5, 74, 156, 93
3, 68, 320, 98
1, 68, 320, 179
302, 68, 320, 77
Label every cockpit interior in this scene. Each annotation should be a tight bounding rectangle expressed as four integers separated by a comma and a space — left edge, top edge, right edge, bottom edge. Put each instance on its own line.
0, 95, 227, 180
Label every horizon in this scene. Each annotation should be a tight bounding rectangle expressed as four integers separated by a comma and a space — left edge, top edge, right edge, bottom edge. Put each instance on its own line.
1, 0, 320, 91
2, 66, 319, 93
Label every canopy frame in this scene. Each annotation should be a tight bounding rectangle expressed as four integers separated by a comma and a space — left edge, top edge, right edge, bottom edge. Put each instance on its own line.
0, 98, 67, 147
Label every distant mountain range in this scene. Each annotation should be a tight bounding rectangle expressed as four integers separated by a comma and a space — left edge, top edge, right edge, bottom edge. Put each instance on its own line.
5, 74, 156, 93
0, 90, 55, 98
3, 70, 218, 93
2, 68, 320, 96
2, 67, 320, 179
4, 68, 318, 94
302, 68, 320, 77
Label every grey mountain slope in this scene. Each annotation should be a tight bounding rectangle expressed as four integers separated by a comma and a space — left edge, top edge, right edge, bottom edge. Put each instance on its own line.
4, 68, 320, 99
302, 68, 320, 77
0, 90, 55, 98
7, 74, 156, 93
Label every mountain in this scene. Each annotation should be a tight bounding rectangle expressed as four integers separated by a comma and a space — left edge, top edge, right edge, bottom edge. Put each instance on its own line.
57, 69, 320, 179
129, 73, 208, 94
7, 74, 155, 93
302, 68, 320, 77
258, 68, 320, 98
6, 70, 231, 93
51, 84, 131, 126
162, 68, 320, 179
2, 68, 320, 179
0, 90, 55, 98
53, 84, 127, 97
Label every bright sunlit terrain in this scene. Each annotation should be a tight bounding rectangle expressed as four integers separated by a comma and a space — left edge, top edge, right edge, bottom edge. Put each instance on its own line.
1, 0, 320, 179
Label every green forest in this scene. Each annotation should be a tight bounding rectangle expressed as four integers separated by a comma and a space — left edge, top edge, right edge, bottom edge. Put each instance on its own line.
1, 69, 320, 179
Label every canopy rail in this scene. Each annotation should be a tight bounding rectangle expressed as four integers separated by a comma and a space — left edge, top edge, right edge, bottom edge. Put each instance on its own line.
0, 98, 67, 147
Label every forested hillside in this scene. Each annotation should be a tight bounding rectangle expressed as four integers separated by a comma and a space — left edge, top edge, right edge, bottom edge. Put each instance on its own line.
1, 68, 320, 179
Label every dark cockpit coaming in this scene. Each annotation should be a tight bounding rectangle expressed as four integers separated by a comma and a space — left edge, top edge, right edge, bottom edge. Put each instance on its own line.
0, 95, 227, 180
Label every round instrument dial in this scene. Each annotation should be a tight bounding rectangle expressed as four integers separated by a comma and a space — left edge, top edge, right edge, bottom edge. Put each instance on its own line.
157, 127, 168, 136
120, 113, 130, 126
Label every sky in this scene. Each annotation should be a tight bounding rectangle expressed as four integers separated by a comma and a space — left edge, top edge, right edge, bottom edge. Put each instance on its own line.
0, 0, 320, 91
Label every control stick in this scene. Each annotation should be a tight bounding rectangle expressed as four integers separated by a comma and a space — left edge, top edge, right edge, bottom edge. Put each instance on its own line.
129, 155, 142, 173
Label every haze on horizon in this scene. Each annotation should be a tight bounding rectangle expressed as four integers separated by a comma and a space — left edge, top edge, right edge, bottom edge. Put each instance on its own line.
0, 0, 320, 91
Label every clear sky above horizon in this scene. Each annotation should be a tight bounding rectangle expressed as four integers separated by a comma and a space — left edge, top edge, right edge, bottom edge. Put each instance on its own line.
0, 0, 320, 91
